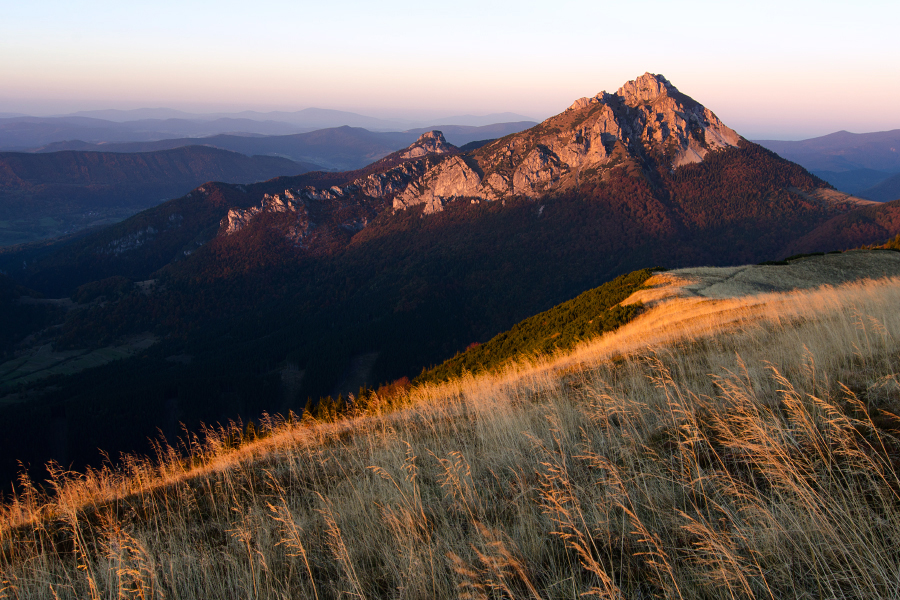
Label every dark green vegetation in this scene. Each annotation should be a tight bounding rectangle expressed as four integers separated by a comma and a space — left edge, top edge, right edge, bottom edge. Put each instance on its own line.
0, 140, 889, 489
0, 146, 317, 246
0, 183, 253, 295
70, 276, 134, 304
418, 268, 656, 383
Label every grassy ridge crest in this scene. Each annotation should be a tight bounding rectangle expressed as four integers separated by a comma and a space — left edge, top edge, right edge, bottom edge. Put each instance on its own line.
417, 267, 657, 383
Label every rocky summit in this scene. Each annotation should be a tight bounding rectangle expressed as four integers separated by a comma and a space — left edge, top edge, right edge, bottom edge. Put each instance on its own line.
394, 73, 742, 212
16, 72, 866, 289
399, 130, 456, 159
219, 73, 752, 235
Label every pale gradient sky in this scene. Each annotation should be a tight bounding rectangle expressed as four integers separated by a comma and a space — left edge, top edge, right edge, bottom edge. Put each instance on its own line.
1, 0, 897, 139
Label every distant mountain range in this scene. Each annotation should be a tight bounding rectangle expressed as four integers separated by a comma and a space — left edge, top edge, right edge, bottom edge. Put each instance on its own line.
0, 109, 539, 152
2, 73, 895, 487
0, 122, 537, 248
0, 146, 319, 246
857, 173, 900, 202
755, 130, 900, 201
0, 116, 313, 150
30, 122, 539, 171
6, 107, 899, 203
67, 107, 538, 129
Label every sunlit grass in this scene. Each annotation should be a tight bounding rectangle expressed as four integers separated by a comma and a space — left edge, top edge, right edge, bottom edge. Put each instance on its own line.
2, 275, 900, 599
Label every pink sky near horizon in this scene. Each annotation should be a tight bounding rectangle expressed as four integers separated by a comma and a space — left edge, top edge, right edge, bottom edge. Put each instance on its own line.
1, 0, 898, 140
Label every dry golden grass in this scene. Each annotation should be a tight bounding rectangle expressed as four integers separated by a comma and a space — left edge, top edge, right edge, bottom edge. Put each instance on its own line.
3, 271, 900, 599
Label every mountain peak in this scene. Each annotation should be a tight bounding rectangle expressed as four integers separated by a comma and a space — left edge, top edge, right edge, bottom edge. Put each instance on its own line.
616, 72, 675, 106
223, 74, 744, 221
417, 130, 446, 143
567, 73, 677, 111
392, 73, 743, 212
400, 130, 456, 159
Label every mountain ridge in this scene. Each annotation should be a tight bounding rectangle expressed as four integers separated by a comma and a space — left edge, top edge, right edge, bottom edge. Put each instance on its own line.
29, 122, 538, 171
214, 73, 864, 239
857, 172, 900, 202
64, 107, 538, 129
755, 129, 900, 195
394, 73, 743, 212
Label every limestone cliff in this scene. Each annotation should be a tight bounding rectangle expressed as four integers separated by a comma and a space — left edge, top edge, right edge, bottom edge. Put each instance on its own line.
220, 133, 456, 239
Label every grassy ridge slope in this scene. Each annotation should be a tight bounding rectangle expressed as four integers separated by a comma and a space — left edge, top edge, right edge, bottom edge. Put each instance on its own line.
3, 255, 900, 598
418, 268, 657, 382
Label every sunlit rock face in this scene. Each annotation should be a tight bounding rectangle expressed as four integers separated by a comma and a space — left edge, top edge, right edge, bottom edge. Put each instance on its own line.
219, 132, 458, 236
396, 73, 742, 211
394, 156, 485, 214
223, 192, 299, 235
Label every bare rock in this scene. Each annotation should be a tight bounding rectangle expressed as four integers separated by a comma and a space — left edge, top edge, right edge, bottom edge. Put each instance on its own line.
400, 131, 456, 159
395, 156, 484, 213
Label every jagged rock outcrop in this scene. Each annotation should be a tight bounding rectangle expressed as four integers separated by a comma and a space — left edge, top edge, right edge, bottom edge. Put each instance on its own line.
221, 187, 370, 248
396, 73, 742, 211
400, 131, 457, 159
223, 192, 300, 235
395, 156, 485, 214
220, 133, 457, 240
218, 74, 807, 239
350, 159, 436, 199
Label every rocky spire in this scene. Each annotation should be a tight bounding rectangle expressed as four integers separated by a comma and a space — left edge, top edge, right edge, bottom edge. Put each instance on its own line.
400, 130, 457, 159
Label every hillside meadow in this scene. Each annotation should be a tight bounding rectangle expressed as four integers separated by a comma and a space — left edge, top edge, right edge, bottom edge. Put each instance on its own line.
3, 255, 900, 599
